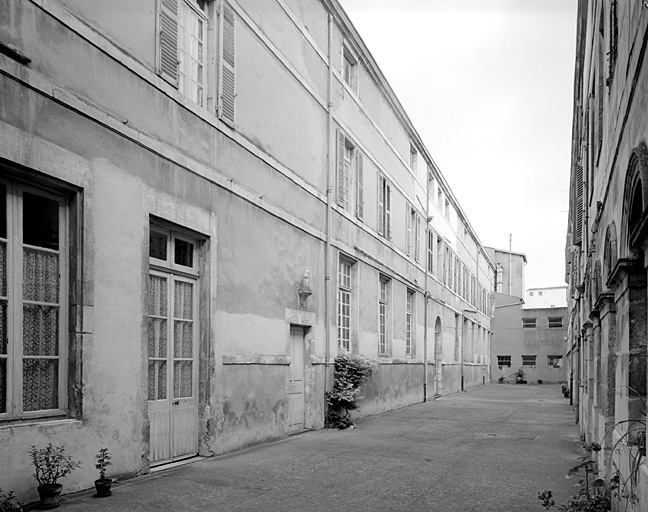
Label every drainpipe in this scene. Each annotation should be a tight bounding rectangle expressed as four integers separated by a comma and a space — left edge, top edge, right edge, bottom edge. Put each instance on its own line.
323, 13, 334, 408
508, 234, 512, 295
423, 176, 431, 402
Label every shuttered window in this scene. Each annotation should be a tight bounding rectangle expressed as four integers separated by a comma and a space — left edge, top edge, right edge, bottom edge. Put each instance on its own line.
574, 163, 584, 245
218, 0, 236, 125
415, 214, 421, 262
378, 175, 391, 240
336, 130, 364, 220
158, 0, 179, 85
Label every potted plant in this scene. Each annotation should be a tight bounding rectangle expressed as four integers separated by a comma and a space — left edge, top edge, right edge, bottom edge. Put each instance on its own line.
29, 443, 81, 509
512, 368, 525, 384
0, 488, 22, 511
94, 448, 112, 497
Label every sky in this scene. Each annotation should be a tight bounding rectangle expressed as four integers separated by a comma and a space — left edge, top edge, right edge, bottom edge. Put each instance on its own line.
339, 0, 577, 290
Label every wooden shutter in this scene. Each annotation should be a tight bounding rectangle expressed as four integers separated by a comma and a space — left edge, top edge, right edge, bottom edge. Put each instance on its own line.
415, 214, 421, 262
158, 0, 179, 85
218, 0, 236, 124
355, 151, 364, 220
378, 175, 385, 236
406, 205, 412, 255
337, 131, 346, 208
385, 182, 392, 240
574, 163, 584, 245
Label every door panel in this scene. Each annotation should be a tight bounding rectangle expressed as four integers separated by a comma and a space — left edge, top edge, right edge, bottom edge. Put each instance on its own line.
147, 271, 198, 464
288, 327, 305, 431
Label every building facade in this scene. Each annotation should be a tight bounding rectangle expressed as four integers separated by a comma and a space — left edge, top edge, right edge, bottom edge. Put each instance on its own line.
0, 0, 494, 501
566, 1, 648, 510
525, 286, 567, 309
487, 248, 567, 384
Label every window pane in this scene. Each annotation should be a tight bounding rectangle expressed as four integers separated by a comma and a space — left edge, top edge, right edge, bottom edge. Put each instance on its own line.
174, 360, 192, 398
150, 231, 168, 260
174, 239, 194, 267
23, 304, 59, 356
0, 241, 6, 297
23, 192, 59, 250
0, 358, 5, 413
0, 301, 6, 354
174, 321, 193, 358
23, 248, 59, 302
22, 358, 58, 411
0, 183, 6, 239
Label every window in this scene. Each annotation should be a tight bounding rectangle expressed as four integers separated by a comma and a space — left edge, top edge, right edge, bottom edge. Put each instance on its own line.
0, 181, 68, 419
437, 189, 443, 209
529, 291, 534, 296
497, 356, 511, 368
158, 0, 236, 123
405, 290, 414, 356
409, 144, 418, 172
336, 130, 363, 220
406, 204, 414, 256
377, 175, 391, 240
522, 355, 537, 367
414, 214, 421, 263
148, 225, 200, 402
337, 258, 354, 351
548, 355, 563, 368
548, 317, 563, 328
342, 44, 358, 92
538, 291, 543, 296
427, 230, 434, 274
522, 318, 536, 328
378, 276, 390, 356
444, 199, 450, 220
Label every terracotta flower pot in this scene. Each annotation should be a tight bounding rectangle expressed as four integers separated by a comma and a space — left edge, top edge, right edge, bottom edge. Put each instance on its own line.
94, 478, 112, 497
37, 483, 63, 509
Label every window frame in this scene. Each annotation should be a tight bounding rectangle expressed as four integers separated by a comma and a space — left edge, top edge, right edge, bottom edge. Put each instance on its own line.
342, 43, 358, 93
497, 355, 511, 368
0, 180, 69, 421
337, 256, 354, 352
377, 174, 392, 240
522, 355, 537, 368
548, 355, 563, 368
378, 276, 390, 356
522, 318, 537, 329
548, 317, 563, 328
405, 290, 414, 356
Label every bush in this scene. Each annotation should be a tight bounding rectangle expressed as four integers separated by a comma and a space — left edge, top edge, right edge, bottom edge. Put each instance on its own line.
0, 488, 22, 512
325, 351, 378, 429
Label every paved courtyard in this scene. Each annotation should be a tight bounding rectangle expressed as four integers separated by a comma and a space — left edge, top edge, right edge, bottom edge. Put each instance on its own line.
62, 384, 581, 511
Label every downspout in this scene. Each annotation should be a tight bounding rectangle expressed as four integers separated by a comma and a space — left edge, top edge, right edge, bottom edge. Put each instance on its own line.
508, 234, 512, 295
323, 13, 334, 409
423, 176, 430, 402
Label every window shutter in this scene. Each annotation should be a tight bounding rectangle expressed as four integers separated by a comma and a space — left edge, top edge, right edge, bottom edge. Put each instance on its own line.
406, 205, 412, 255
415, 214, 421, 262
218, 0, 236, 125
386, 183, 392, 240
158, 0, 179, 86
378, 175, 384, 236
574, 163, 584, 245
337, 130, 346, 208
355, 151, 364, 220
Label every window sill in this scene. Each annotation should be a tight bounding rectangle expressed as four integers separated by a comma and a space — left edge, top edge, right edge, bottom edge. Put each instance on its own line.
0, 417, 80, 431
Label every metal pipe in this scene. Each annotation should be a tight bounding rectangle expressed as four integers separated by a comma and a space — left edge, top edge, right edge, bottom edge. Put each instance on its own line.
423, 176, 431, 402
323, 13, 334, 408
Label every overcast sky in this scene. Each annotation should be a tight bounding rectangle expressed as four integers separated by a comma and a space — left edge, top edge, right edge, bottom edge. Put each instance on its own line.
339, 0, 577, 290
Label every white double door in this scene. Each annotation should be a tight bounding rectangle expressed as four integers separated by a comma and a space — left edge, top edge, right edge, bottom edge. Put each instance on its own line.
147, 270, 198, 464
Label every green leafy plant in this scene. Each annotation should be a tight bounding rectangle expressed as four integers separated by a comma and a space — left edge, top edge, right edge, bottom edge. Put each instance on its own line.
0, 488, 22, 512
512, 368, 525, 380
29, 443, 81, 486
538, 442, 613, 512
95, 448, 112, 481
325, 351, 378, 429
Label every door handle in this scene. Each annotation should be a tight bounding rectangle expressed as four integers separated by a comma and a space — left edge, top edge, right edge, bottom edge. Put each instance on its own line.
173, 400, 180, 406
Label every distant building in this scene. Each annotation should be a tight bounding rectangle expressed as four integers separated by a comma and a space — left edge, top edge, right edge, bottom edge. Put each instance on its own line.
487, 248, 567, 383
525, 286, 567, 309
566, 1, 648, 510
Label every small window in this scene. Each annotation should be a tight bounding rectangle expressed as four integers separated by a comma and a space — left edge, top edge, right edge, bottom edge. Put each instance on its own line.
548, 317, 563, 328
538, 291, 543, 296
342, 44, 358, 92
444, 199, 450, 220
405, 290, 414, 356
522, 355, 537, 367
548, 355, 563, 368
409, 143, 418, 172
529, 291, 534, 296
149, 228, 197, 273
522, 318, 536, 328
497, 355, 511, 367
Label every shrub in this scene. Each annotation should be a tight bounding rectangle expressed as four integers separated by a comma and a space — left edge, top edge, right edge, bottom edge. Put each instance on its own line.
0, 489, 22, 512
325, 351, 378, 429
29, 443, 81, 486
